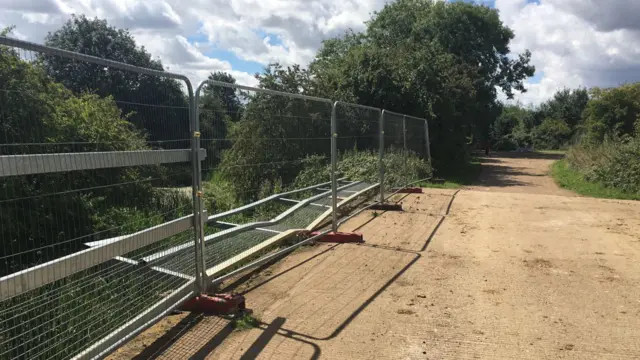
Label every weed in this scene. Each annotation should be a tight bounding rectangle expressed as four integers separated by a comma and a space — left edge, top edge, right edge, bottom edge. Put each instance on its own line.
396, 309, 416, 315
371, 211, 379, 218
232, 312, 260, 331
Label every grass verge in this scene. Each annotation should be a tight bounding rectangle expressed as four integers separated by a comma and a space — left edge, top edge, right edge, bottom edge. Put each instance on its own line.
537, 149, 567, 155
551, 160, 640, 201
420, 159, 482, 189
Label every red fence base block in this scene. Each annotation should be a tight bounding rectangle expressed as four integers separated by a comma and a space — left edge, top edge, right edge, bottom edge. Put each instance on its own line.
369, 203, 403, 211
312, 231, 364, 243
397, 187, 423, 194
181, 293, 246, 314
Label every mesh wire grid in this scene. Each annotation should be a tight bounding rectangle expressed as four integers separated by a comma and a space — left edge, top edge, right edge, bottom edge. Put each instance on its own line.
0, 37, 436, 359
196, 82, 333, 274
0, 42, 197, 359
382, 112, 406, 197
404, 116, 430, 184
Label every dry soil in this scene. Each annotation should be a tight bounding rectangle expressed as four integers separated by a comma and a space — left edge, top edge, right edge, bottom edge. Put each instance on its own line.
110, 152, 640, 359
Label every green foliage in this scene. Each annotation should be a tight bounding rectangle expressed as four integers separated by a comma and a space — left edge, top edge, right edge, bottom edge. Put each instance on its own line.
532, 118, 572, 150
0, 40, 188, 274
199, 72, 243, 174
566, 136, 640, 196
310, 0, 534, 166
41, 15, 190, 145
490, 88, 589, 150
293, 149, 432, 189
217, 64, 333, 201
491, 105, 535, 150
535, 88, 589, 129
559, 82, 640, 198
233, 312, 260, 331
582, 84, 640, 143
552, 159, 640, 200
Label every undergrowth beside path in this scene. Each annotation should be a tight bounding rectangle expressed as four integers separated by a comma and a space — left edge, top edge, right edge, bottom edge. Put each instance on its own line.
551, 159, 640, 201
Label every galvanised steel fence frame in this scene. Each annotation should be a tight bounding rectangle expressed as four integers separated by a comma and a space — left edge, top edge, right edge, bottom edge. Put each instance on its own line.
0, 36, 205, 360
194, 79, 335, 288
0, 36, 432, 359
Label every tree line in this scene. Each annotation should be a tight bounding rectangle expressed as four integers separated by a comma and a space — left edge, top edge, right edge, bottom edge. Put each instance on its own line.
0, 2, 538, 356
488, 81, 640, 196
1, 0, 534, 272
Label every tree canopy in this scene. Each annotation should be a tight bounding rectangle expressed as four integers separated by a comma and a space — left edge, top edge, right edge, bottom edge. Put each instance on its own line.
309, 0, 534, 165
41, 15, 190, 145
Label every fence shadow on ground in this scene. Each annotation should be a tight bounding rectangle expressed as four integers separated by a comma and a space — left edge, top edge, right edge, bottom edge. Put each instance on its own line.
122, 192, 453, 359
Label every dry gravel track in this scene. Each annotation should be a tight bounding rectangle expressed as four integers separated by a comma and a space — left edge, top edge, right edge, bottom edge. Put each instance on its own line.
111, 152, 640, 359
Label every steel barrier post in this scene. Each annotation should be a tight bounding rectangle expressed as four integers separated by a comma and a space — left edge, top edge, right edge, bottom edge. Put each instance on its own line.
403, 115, 408, 187
331, 102, 339, 232
193, 85, 207, 293
379, 110, 386, 203
425, 119, 432, 168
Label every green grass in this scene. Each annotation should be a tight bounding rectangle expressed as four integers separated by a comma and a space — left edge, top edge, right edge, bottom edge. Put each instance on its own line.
420, 159, 482, 189
551, 159, 640, 201
538, 149, 567, 155
232, 312, 260, 331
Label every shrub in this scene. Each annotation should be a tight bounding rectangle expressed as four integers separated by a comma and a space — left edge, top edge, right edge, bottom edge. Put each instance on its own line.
294, 148, 432, 188
566, 135, 640, 195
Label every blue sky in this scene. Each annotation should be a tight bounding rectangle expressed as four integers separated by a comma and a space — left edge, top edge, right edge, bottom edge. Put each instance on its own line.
3, 0, 640, 105
183, 0, 546, 86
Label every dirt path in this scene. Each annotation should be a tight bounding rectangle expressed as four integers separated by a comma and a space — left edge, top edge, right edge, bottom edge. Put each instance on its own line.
111, 153, 640, 359
467, 152, 575, 196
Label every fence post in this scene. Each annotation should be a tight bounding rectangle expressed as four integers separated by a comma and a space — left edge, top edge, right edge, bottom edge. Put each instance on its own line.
403, 115, 408, 187
331, 102, 339, 232
193, 84, 207, 293
379, 110, 386, 203
424, 119, 432, 169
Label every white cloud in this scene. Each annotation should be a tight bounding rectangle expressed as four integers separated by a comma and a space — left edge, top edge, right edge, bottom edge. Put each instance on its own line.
4, 0, 640, 105
496, 0, 640, 105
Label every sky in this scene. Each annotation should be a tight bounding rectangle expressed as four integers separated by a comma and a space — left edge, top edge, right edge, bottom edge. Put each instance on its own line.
1, 0, 640, 106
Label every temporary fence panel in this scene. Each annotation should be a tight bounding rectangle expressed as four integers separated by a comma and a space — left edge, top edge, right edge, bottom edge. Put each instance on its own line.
0, 37, 203, 360
0, 36, 437, 359
191, 80, 335, 286
381, 110, 406, 198
404, 115, 432, 185
332, 102, 382, 229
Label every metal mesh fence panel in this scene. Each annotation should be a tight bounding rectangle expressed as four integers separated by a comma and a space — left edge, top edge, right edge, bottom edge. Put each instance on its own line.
382, 111, 406, 196
332, 102, 382, 225
404, 116, 431, 184
0, 38, 199, 359
192, 81, 334, 284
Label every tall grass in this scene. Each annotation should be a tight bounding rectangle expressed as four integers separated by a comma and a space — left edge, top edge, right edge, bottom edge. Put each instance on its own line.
566, 136, 640, 195
559, 135, 640, 199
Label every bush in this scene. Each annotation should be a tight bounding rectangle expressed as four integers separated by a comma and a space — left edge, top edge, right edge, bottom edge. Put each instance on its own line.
566, 136, 640, 196
294, 149, 432, 188
0, 43, 187, 274
532, 118, 571, 150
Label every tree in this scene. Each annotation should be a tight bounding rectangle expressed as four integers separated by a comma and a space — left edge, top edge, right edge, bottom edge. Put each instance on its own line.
199, 72, 242, 172
0, 43, 160, 274
218, 64, 332, 200
533, 88, 589, 130
582, 83, 640, 142
309, 0, 534, 166
41, 15, 189, 145
532, 118, 572, 149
